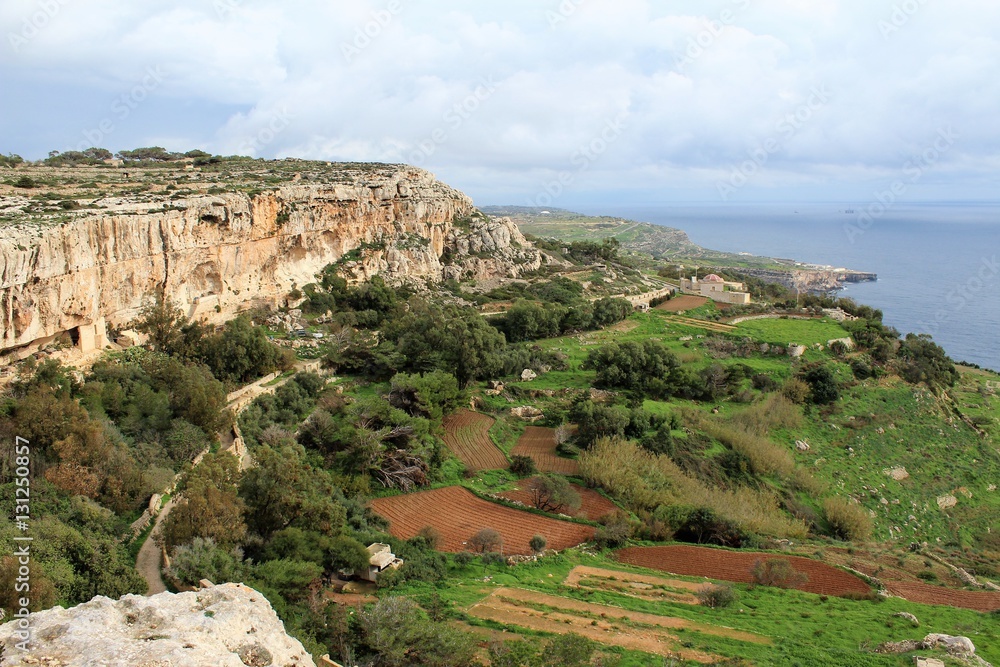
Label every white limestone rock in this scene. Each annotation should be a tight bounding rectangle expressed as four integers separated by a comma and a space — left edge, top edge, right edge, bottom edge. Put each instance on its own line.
0, 583, 315, 667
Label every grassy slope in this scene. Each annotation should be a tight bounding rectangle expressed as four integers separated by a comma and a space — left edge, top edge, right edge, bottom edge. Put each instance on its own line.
484, 308, 1000, 549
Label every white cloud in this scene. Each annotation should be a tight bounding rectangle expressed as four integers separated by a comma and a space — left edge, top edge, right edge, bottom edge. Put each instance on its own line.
1, 0, 998, 202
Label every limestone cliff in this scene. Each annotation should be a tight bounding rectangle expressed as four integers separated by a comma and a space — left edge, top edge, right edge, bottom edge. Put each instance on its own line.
0, 164, 540, 355
0, 583, 315, 667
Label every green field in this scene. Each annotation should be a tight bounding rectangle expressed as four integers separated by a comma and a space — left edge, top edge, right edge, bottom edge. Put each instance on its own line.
734, 317, 850, 346
393, 549, 1000, 666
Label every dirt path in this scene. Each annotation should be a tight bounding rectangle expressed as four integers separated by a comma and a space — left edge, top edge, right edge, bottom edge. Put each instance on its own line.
136, 497, 175, 595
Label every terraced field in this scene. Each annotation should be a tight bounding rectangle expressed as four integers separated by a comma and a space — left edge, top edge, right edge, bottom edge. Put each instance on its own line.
441, 409, 507, 471
511, 426, 579, 475
369, 486, 594, 555
468, 587, 770, 663
617, 545, 870, 597
498, 483, 618, 521
564, 566, 702, 605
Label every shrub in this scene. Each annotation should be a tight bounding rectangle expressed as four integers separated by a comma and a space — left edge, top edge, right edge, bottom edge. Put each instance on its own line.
416, 525, 442, 550
529, 534, 547, 554
595, 511, 633, 548
751, 558, 808, 588
481, 551, 506, 566
802, 366, 840, 404
510, 454, 537, 477
697, 584, 738, 609
781, 378, 811, 404
453, 551, 474, 566
823, 496, 873, 541
14, 175, 36, 188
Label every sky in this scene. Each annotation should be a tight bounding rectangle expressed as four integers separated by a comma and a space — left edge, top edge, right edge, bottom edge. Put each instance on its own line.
2, 0, 999, 206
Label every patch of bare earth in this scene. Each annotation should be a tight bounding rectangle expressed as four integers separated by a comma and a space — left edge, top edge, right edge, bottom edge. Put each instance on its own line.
468, 587, 769, 664
564, 566, 702, 605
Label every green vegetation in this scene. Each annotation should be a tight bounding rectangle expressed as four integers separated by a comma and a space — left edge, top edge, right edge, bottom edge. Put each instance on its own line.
1, 184, 997, 665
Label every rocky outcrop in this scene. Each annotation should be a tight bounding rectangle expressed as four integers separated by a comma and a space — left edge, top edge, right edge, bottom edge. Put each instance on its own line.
0, 583, 315, 667
734, 267, 877, 293
0, 165, 539, 355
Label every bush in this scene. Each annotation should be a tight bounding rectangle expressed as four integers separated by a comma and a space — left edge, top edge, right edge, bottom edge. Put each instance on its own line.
509, 454, 537, 477
823, 496, 873, 541
802, 366, 839, 404
481, 552, 507, 566
781, 378, 811, 404
697, 584, 738, 609
594, 511, 632, 548
529, 534, 547, 554
751, 558, 808, 588
14, 175, 36, 188
453, 551, 474, 566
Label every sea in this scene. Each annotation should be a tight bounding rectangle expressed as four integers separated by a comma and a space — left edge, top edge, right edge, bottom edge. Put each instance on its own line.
575, 203, 1000, 372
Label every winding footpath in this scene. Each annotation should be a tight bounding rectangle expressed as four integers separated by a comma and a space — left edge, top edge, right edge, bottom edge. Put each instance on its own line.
135, 361, 321, 595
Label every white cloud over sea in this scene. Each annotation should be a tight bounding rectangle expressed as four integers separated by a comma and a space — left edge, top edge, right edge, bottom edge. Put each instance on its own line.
2, 0, 999, 204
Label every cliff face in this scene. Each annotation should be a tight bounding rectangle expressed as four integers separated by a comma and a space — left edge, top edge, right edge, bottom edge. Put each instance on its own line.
0, 165, 538, 355
0, 583, 315, 667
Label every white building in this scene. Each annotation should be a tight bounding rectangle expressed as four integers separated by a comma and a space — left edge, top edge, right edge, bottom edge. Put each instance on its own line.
679, 274, 751, 305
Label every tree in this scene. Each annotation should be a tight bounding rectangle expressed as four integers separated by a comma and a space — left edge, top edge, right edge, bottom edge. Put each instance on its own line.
197, 315, 289, 384
529, 534, 547, 554
135, 291, 188, 355
388, 371, 463, 421
591, 297, 633, 328
392, 301, 507, 387
509, 454, 536, 477
696, 584, 738, 609
167, 537, 246, 587
467, 528, 502, 554
239, 444, 346, 539
358, 596, 478, 667
584, 340, 685, 398
897, 333, 959, 392
802, 365, 839, 404
526, 475, 581, 514
751, 558, 808, 588
162, 452, 247, 550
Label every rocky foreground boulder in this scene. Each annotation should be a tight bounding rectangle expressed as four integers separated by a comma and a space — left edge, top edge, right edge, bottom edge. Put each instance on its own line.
0, 583, 315, 667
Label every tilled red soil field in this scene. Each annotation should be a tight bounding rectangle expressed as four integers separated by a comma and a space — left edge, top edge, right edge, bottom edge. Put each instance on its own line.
441, 410, 507, 471
616, 545, 870, 597
655, 295, 709, 312
511, 426, 579, 475
369, 486, 595, 555
883, 581, 1000, 612
498, 484, 618, 521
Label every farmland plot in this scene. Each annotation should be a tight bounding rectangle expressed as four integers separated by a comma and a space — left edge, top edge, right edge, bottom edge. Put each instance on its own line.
369, 486, 594, 555
442, 409, 507, 471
